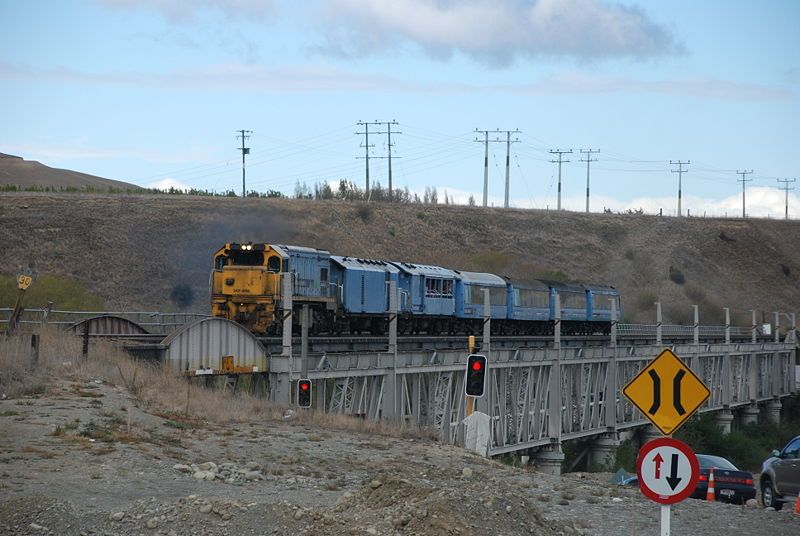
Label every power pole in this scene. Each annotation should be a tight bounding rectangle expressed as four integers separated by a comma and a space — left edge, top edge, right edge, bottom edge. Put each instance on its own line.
475, 129, 502, 207
374, 121, 401, 200
670, 160, 690, 217
502, 130, 521, 208
737, 170, 753, 218
549, 149, 572, 210
580, 149, 599, 213
777, 178, 796, 220
236, 129, 252, 197
355, 121, 375, 197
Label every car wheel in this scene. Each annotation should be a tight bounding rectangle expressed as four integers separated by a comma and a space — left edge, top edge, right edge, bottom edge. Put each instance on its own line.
761, 478, 783, 511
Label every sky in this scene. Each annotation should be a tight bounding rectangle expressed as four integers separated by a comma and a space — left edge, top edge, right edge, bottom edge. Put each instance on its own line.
1, 0, 799, 218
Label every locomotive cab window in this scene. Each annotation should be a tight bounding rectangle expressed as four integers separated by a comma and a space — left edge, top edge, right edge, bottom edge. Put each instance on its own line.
267, 256, 281, 272
215, 256, 228, 270
230, 250, 264, 266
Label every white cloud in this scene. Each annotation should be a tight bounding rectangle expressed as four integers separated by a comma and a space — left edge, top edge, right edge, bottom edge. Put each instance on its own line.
147, 177, 192, 191
317, 0, 682, 64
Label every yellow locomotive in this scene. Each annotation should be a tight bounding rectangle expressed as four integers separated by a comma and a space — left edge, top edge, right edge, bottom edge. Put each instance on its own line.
211, 242, 335, 334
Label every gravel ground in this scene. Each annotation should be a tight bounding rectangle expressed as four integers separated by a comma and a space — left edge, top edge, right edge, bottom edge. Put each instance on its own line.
1, 380, 798, 536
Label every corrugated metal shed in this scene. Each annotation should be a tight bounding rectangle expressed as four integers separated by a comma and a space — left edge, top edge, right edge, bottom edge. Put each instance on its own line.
70, 315, 149, 335
161, 318, 267, 372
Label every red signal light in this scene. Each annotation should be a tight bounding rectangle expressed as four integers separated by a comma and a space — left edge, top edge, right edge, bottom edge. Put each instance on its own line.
472, 361, 483, 371
465, 354, 487, 397
300, 382, 310, 391
297, 379, 312, 408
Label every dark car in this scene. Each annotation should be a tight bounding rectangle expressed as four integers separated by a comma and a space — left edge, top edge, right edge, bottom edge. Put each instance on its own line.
691, 454, 756, 504
760, 435, 800, 510
620, 454, 756, 503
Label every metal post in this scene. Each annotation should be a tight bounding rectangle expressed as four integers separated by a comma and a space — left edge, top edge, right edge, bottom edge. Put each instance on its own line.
655, 302, 662, 347
504, 131, 511, 208
774, 312, 780, 343
281, 274, 294, 406
693, 305, 699, 346
751, 310, 757, 343
476, 289, 491, 415
29, 333, 39, 371
610, 297, 618, 348
383, 281, 398, 421
660, 504, 671, 536
300, 305, 309, 376
724, 307, 731, 345
554, 294, 561, 350
482, 131, 489, 208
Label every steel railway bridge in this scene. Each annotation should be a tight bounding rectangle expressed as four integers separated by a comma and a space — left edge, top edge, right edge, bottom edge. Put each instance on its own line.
3, 291, 797, 473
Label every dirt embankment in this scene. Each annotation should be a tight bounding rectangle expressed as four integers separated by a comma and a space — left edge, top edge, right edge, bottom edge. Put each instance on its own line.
1, 193, 798, 323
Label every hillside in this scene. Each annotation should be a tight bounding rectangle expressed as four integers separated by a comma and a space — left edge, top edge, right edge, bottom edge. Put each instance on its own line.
1, 192, 798, 324
0, 153, 141, 191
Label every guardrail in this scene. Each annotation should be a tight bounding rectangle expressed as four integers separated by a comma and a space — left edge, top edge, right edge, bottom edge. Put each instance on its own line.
0, 308, 210, 334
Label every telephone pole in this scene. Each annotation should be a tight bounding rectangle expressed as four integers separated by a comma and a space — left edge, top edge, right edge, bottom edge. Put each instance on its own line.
737, 170, 753, 218
357, 121, 401, 201
475, 130, 501, 207
549, 149, 572, 210
777, 178, 796, 220
580, 149, 599, 213
670, 160, 690, 217
236, 129, 252, 197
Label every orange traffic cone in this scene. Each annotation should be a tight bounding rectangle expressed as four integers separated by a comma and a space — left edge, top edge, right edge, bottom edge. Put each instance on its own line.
794, 495, 800, 515
706, 468, 716, 502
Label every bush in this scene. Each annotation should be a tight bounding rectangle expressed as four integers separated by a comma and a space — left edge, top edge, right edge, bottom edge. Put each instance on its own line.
0, 274, 104, 310
169, 284, 194, 308
668, 266, 685, 285
355, 204, 373, 223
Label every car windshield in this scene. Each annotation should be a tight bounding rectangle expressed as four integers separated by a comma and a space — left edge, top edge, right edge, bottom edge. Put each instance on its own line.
697, 455, 737, 470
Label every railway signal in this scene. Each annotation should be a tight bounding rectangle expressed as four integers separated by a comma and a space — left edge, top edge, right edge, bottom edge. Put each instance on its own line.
465, 354, 487, 397
297, 379, 312, 408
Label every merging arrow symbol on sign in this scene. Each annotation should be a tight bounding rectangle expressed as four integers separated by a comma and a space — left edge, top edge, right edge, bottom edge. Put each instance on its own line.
666, 453, 682, 490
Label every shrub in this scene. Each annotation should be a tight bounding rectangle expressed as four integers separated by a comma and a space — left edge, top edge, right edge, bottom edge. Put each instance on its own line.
169, 284, 194, 308
355, 203, 372, 223
668, 266, 685, 285
0, 274, 104, 310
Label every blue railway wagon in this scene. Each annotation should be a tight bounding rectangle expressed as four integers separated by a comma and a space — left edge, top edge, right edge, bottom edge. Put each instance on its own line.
329, 256, 399, 314
392, 262, 456, 316
454, 271, 508, 320
507, 279, 551, 321
273, 245, 331, 298
543, 281, 588, 321
585, 285, 620, 322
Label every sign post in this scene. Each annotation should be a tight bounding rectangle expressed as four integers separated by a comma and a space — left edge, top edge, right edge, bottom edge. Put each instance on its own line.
624, 348, 710, 536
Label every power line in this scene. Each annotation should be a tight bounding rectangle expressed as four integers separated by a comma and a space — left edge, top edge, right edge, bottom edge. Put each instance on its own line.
549, 149, 572, 210
670, 160, 690, 217
579, 149, 599, 213
236, 129, 252, 197
737, 169, 753, 218
777, 178, 796, 220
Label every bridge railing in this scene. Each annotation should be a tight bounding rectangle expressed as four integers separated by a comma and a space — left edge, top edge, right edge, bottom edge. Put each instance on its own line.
616, 323, 751, 338
0, 308, 210, 334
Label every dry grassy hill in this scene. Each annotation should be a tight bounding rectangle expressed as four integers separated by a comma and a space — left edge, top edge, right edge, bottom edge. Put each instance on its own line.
1, 192, 798, 324
0, 153, 141, 191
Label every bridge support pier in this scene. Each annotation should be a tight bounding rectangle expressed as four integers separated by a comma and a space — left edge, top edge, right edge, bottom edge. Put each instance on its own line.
765, 400, 782, 424
535, 445, 565, 476
589, 433, 620, 471
714, 410, 734, 434
640, 425, 662, 447
740, 404, 759, 426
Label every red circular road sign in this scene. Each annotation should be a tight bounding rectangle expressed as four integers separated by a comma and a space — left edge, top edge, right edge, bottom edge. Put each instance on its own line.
636, 437, 699, 505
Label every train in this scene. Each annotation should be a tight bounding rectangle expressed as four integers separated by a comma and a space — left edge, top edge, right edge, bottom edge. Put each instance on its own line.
210, 242, 621, 336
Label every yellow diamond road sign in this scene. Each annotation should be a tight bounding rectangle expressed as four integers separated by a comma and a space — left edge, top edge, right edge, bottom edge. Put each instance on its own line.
623, 348, 710, 436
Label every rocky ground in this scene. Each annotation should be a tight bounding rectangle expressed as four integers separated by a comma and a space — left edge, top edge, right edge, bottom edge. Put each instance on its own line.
1, 380, 798, 536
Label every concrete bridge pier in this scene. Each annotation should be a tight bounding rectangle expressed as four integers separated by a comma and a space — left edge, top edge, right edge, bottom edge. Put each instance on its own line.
714, 410, 734, 434
535, 444, 565, 475
739, 404, 759, 426
589, 433, 620, 471
640, 425, 662, 447
765, 400, 782, 424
